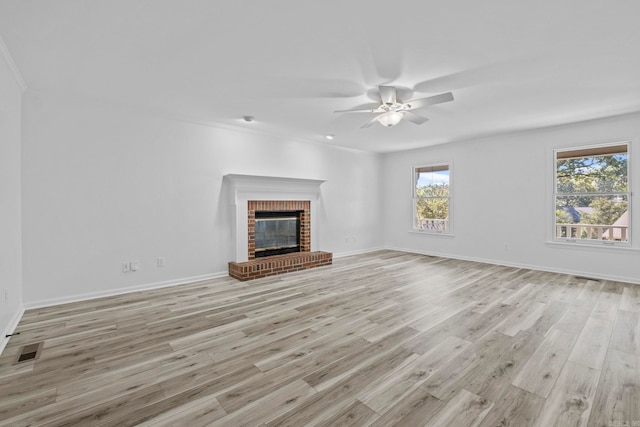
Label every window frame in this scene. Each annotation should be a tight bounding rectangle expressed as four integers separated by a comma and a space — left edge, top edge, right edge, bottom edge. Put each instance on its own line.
412, 162, 452, 235
552, 141, 631, 247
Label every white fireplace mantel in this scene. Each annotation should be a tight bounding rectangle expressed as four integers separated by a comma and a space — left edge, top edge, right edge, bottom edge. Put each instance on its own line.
223, 174, 326, 262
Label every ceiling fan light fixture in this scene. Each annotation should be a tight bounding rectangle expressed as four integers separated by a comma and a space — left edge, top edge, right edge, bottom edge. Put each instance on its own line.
376, 111, 404, 127
335, 86, 453, 130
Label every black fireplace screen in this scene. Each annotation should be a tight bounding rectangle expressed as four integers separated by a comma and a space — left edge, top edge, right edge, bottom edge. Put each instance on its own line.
254, 211, 301, 257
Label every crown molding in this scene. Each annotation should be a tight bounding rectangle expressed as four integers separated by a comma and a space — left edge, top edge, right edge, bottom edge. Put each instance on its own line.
30, 86, 379, 155
194, 118, 376, 156
0, 35, 27, 91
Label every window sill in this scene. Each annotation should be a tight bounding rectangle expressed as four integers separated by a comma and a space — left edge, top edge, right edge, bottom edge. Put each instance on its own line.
545, 241, 639, 253
408, 230, 455, 238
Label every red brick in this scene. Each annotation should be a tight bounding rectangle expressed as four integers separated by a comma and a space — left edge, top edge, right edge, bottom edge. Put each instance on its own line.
229, 251, 332, 281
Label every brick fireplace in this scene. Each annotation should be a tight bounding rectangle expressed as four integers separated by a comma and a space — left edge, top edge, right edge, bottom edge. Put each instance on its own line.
224, 174, 332, 281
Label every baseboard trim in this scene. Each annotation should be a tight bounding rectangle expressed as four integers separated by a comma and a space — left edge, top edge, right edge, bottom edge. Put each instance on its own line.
19, 245, 636, 315
386, 246, 640, 285
0, 305, 25, 356
333, 247, 385, 258
24, 271, 229, 310
21, 249, 386, 310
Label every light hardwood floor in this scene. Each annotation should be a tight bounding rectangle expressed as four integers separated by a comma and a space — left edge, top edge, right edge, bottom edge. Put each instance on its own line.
1, 250, 639, 426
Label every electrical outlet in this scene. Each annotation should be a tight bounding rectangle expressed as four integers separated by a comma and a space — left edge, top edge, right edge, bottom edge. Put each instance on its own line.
157, 257, 166, 268
130, 260, 139, 271
122, 262, 131, 273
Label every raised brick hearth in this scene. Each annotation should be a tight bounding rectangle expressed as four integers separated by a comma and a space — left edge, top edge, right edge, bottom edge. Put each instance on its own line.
229, 251, 333, 281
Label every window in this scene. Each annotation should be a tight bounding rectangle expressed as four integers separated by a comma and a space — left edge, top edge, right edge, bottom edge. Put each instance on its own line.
554, 142, 630, 245
413, 164, 450, 233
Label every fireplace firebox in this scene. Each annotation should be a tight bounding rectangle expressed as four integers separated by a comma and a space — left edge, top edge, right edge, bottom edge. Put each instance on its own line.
247, 200, 311, 260
254, 211, 301, 258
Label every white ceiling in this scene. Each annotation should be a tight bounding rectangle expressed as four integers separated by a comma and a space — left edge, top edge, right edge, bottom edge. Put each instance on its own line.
1, 1, 639, 152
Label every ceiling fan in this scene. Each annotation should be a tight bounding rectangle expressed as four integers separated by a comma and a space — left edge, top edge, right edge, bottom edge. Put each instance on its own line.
334, 86, 454, 128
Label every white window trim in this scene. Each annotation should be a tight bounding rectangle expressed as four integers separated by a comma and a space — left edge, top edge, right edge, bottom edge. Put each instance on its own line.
411, 161, 453, 236
551, 141, 631, 248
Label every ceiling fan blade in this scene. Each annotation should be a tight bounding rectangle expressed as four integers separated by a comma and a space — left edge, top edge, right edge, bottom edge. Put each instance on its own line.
334, 102, 381, 114
406, 92, 454, 109
403, 111, 429, 125
361, 116, 380, 128
379, 86, 397, 105
334, 108, 378, 113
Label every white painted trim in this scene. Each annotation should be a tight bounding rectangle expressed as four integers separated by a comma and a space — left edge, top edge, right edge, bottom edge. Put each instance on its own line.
407, 230, 455, 238
411, 161, 453, 235
386, 246, 640, 285
0, 305, 25, 356
0, 35, 27, 91
16, 246, 380, 313
27, 87, 377, 155
551, 140, 633, 247
200, 121, 374, 155
23, 271, 229, 310
333, 247, 384, 258
545, 241, 640, 253
224, 175, 326, 197
224, 174, 327, 263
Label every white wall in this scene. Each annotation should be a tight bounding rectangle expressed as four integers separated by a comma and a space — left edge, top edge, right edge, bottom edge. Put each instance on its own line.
21, 93, 383, 307
18, 81, 639, 314
0, 40, 24, 349
383, 113, 640, 284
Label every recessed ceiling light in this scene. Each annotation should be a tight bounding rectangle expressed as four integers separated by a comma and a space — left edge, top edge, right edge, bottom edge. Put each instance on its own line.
325, 134, 334, 140
243, 116, 254, 122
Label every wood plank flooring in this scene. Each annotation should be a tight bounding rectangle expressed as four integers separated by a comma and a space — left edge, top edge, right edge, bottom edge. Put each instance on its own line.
1, 250, 639, 426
